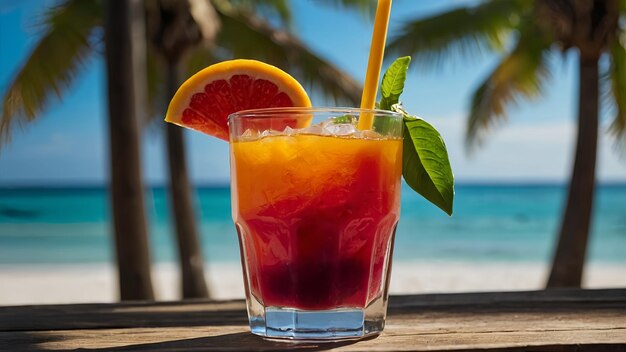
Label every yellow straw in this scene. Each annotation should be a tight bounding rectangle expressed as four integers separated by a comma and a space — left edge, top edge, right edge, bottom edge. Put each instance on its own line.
358, 0, 392, 130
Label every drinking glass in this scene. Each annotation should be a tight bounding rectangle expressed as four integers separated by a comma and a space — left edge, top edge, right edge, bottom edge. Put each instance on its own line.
229, 107, 403, 340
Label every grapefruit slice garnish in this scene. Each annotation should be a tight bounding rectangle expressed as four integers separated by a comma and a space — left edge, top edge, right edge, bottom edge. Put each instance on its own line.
165, 59, 311, 141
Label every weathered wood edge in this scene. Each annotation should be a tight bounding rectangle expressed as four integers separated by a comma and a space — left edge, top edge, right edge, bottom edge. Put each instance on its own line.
1, 289, 625, 332
1, 326, 625, 351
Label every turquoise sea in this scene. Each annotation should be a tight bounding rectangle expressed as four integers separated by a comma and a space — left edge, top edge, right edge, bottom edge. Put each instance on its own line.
0, 184, 624, 265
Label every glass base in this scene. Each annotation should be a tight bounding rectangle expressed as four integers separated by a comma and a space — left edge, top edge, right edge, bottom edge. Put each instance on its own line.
249, 306, 384, 341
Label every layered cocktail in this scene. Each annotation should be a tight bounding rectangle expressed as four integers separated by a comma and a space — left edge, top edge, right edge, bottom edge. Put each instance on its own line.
229, 108, 403, 339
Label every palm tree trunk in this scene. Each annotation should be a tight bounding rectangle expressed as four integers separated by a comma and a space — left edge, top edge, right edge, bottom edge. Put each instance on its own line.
546, 55, 599, 288
104, 0, 154, 300
165, 61, 210, 298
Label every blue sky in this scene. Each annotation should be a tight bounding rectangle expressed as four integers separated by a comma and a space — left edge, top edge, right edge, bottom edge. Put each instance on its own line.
0, 0, 624, 186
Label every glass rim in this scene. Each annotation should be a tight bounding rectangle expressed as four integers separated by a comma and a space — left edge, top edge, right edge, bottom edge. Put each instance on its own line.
228, 107, 403, 121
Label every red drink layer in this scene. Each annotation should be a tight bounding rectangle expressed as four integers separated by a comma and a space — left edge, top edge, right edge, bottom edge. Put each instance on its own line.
231, 134, 402, 310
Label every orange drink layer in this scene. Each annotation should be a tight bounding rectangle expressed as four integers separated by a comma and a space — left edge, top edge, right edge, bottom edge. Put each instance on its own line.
231, 133, 402, 310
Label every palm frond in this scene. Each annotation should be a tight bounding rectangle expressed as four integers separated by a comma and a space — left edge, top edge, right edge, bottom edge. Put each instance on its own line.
214, 0, 292, 27
0, 0, 101, 144
214, 4, 362, 105
387, 0, 532, 68
256, 0, 292, 25
466, 24, 553, 151
314, 0, 377, 18
608, 34, 626, 142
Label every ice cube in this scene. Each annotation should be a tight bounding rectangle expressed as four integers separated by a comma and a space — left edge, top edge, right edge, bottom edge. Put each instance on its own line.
323, 123, 357, 136
298, 123, 324, 135
260, 129, 280, 138
283, 126, 295, 136
240, 129, 258, 141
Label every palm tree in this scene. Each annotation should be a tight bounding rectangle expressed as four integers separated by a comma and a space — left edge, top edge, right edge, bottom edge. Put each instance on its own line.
388, 0, 625, 287
104, 0, 155, 300
0, 0, 155, 300
1, 0, 374, 298
143, 0, 219, 299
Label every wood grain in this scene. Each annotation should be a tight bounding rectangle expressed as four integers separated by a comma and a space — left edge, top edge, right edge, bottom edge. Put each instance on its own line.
1, 289, 625, 351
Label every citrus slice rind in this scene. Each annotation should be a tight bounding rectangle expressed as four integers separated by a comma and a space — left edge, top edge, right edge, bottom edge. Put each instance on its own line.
165, 59, 311, 141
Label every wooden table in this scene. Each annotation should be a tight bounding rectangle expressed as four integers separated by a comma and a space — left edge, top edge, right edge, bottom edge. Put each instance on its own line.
1, 289, 625, 351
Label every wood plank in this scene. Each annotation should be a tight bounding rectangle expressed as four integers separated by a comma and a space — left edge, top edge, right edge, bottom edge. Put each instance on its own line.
0, 300, 249, 332
0, 289, 625, 351
2, 325, 625, 351
2, 289, 624, 332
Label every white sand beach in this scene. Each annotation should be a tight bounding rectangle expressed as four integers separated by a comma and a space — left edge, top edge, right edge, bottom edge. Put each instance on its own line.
1, 261, 625, 306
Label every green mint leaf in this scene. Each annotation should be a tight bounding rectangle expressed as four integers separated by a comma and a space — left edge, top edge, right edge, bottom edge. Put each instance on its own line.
379, 56, 411, 111
376, 56, 455, 215
400, 113, 455, 216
